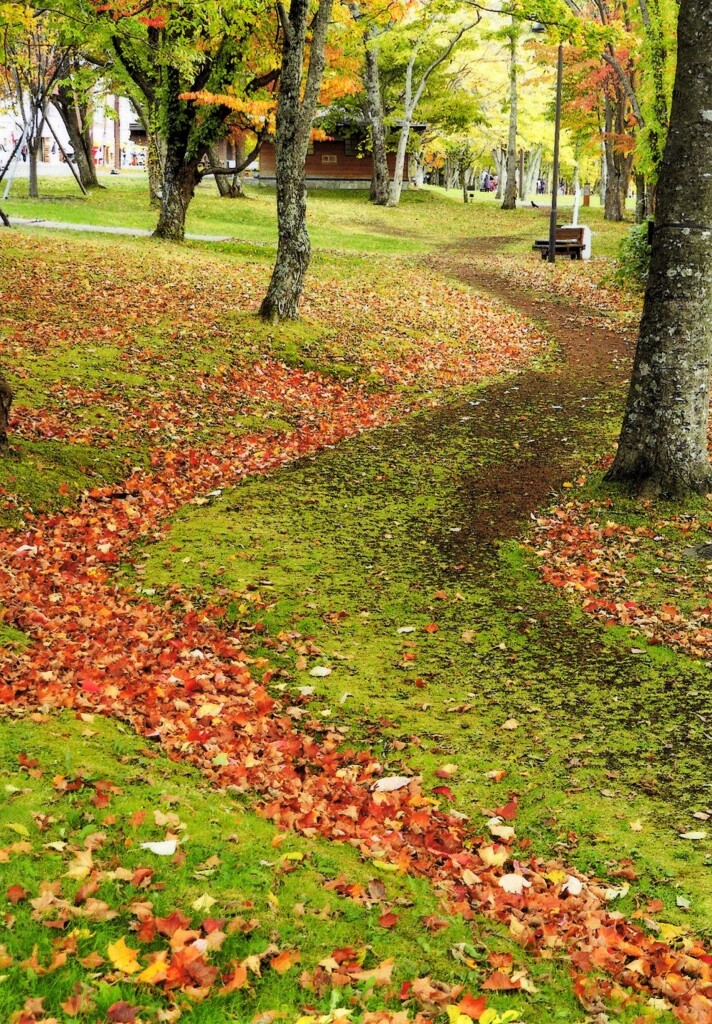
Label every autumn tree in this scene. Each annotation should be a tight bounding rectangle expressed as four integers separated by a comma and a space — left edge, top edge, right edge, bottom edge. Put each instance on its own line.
259, 0, 334, 322
605, 0, 712, 496
382, 13, 479, 207
70, 0, 278, 239
0, 7, 70, 199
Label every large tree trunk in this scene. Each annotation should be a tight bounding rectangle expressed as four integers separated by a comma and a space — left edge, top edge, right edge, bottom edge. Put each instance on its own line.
605, 0, 712, 496
363, 28, 389, 206
51, 84, 101, 190
501, 20, 518, 211
153, 154, 201, 241
259, 0, 332, 321
0, 371, 12, 447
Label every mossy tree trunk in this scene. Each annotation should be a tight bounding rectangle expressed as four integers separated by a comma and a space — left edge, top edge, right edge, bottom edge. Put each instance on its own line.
259, 0, 333, 322
605, 0, 712, 496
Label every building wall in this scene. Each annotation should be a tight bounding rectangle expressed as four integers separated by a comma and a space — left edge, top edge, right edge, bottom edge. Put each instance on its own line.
0, 95, 141, 170
259, 141, 406, 186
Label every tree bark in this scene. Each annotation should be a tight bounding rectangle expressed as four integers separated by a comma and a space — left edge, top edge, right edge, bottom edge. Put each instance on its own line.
259, 0, 333, 321
603, 96, 633, 221
363, 28, 390, 205
153, 154, 201, 241
501, 19, 518, 211
634, 172, 646, 223
0, 371, 13, 448
605, 0, 712, 496
28, 134, 41, 199
51, 83, 101, 190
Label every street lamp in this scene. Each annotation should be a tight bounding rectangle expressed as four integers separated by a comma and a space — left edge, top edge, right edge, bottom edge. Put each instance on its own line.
532, 23, 564, 263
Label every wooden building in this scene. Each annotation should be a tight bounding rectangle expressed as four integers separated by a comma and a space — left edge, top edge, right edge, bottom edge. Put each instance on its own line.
258, 138, 409, 189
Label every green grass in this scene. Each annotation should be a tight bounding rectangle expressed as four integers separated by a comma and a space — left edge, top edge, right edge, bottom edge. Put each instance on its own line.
3, 173, 631, 260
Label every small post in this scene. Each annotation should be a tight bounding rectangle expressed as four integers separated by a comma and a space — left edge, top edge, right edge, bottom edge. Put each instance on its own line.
548, 42, 564, 264
112, 95, 121, 174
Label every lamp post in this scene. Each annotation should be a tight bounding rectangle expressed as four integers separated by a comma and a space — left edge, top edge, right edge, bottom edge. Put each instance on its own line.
532, 24, 564, 263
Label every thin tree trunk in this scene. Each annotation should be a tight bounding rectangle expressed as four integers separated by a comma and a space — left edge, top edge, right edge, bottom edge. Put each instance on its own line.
0, 371, 12, 447
501, 18, 518, 210
522, 144, 542, 199
605, 0, 712, 496
259, 0, 333, 321
389, 115, 411, 206
364, 27, 389, 205
634, 172, 646, 223
28, 133, 41, 199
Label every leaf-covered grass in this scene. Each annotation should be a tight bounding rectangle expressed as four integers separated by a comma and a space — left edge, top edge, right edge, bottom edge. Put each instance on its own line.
136, 398, 712, 945
2, 182, 708, 1023
0, 712, 594, 1024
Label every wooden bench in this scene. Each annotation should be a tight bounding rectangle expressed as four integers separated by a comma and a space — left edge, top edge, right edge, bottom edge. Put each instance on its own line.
532, 226, 585, 260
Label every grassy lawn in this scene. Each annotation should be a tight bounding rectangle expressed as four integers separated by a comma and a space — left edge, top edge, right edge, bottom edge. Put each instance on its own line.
2, 172, 631, 258
4, 181, 707, 1023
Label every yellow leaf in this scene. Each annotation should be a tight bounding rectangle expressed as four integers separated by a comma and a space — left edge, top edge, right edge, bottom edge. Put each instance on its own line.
192, 893, 217, 913
629, 819, 643, 832
108, 936, 142, 974
373, 859, 398, 871
137, 958, 169, 985
267, 891, 279, 910
5, 823, 29, 837
447, 1007, 473, 1024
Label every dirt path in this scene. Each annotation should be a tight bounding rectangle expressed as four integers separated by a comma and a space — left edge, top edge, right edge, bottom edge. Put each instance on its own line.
422, 240, 637, 546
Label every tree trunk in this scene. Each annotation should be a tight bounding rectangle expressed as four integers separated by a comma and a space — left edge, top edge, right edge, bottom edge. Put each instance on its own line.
210, 146, 232, 196
51, 84, 101, 190
605, 0, 712, 496
147, 130, 165, 209
634, 172, 646, 223
364, 28, 389, 206
153, 155, 201, 241
28, 135, 41, 199
501, 19, 518, 210
259, 0, 333, 321
0, 371, 12, 447
389, 117, 411, 206
522, 144, 542, 199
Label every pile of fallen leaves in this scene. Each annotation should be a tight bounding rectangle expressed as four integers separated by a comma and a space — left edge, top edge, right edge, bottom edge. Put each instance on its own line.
531, 498, 712, 662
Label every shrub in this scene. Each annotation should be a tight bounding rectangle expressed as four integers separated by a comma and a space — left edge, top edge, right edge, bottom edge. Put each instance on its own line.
613, 222, 651, 291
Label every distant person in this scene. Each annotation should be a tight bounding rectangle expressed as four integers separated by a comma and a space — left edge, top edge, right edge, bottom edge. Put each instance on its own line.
21, 143, 27, 162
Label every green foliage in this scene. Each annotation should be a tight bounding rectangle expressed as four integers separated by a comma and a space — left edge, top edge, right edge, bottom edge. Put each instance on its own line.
613, 221, 651, 291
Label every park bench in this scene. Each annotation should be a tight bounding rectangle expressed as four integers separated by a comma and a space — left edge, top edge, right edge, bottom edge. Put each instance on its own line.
532, 225, 586, 260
